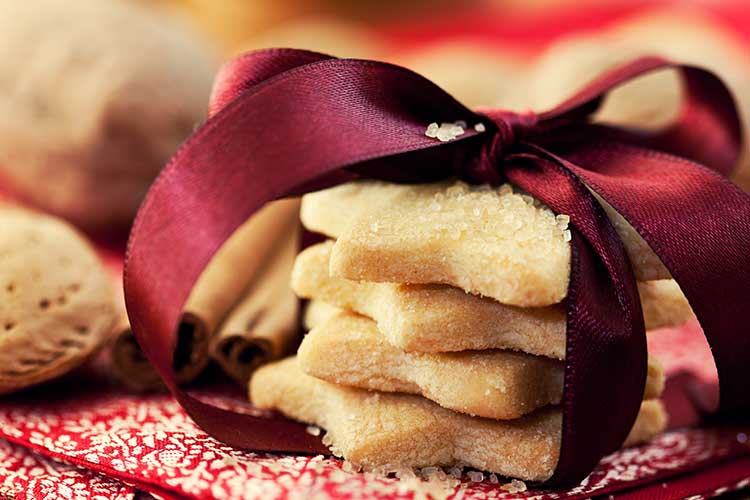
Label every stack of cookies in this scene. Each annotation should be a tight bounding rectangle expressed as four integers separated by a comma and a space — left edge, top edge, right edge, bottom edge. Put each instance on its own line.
250, 180, 692, 482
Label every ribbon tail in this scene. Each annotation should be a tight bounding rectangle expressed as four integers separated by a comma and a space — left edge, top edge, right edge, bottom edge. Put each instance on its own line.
505, 150, 646, 486
548, 140, 750, 416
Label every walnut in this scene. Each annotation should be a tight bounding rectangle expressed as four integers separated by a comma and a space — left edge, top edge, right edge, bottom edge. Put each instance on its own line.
0, 0, 216, 229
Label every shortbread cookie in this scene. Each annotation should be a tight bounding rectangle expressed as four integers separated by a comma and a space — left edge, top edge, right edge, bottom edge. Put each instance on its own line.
300, 181, 669, 306
303, 181, 570, 307
302, 302, 666, 402
624, 398, 669, 448
0, 0, 214, 228
0, 208, 118, 394
250, 357, 666, 481
298, 312, 664, 419
303, 300, 341, 331
299, 313, 564, 419
293, 242, 693, 358
637, 280, 694, 330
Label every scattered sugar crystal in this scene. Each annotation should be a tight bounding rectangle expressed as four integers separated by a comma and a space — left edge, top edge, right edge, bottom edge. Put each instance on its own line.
563, 229, 572, 242
467, 471, 484, 482
501, 479, 527, 493
445, 184, 466, 197
555, 214, 570, 230
305, 425, 321, 436
392, 468, 459, 500
370, 222, 379, 233
436, 127, 455, 142
419, 466, 444, 481
321, 432, 333, 446
448, 465, 463, 479
425, 122, 439, 138
426, 121, 467, 142
395, 468, 417, 479
474, 122, 486, 132
473, 183, 492, 192
489, 473, 499, 484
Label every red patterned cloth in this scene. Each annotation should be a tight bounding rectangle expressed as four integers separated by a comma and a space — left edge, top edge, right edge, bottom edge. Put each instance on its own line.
0, 320, 749, 499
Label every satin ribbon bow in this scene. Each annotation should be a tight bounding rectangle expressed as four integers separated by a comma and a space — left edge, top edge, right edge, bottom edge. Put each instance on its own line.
124, 49, 749, 485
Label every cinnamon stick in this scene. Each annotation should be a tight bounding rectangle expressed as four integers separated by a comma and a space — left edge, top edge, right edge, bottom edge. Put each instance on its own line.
110, 313, 163, 390
110, 198, 301, 389
209, 219, 300, 384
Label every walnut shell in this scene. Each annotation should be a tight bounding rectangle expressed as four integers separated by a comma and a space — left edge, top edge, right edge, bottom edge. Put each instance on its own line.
0, 0, 215, 229
0, 208, 117, 394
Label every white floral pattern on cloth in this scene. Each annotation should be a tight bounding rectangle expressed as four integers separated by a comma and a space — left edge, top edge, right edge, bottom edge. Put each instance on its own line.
0, 438, 135, 500
0, 322, 747, 499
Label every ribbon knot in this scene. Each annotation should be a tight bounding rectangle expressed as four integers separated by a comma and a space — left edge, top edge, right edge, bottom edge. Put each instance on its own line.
463, 108, 539, 184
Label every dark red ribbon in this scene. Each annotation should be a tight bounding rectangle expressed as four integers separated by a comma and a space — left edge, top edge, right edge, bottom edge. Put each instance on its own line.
124, 49, 749, 485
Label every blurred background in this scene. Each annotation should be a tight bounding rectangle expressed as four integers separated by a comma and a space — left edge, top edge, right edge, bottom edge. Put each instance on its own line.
0, 0, 748, 233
